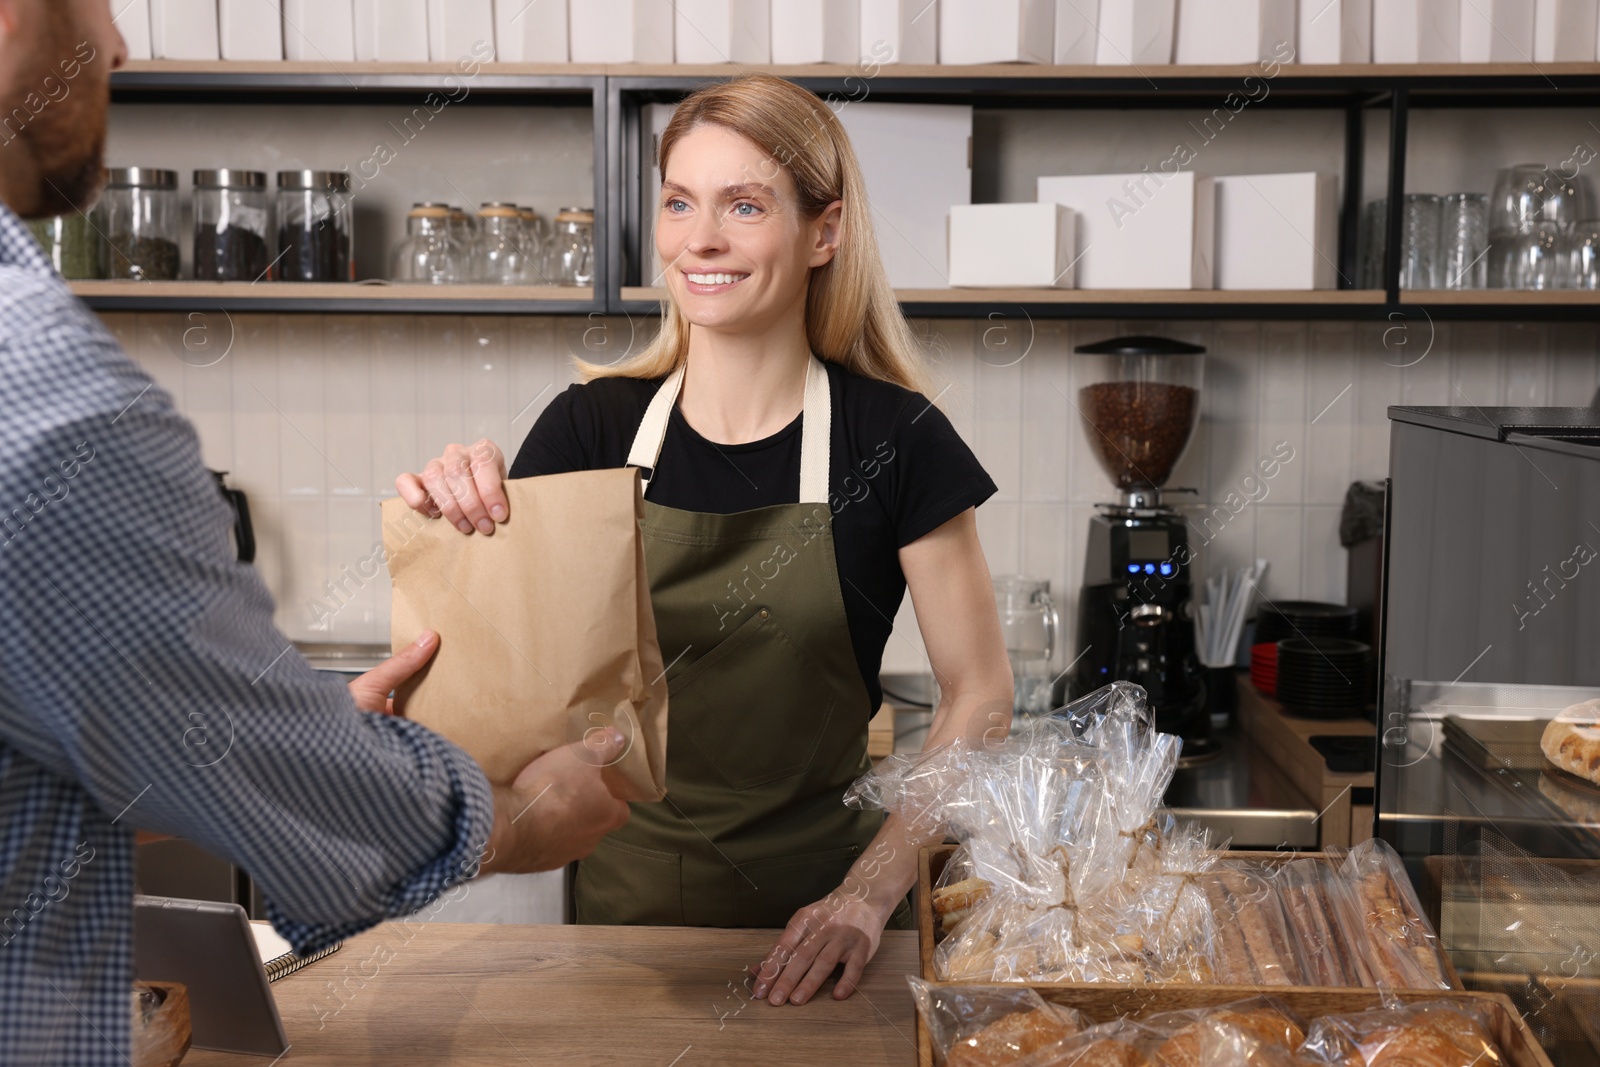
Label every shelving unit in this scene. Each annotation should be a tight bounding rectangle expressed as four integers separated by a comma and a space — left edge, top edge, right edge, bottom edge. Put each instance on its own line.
93, 60, 1600, 321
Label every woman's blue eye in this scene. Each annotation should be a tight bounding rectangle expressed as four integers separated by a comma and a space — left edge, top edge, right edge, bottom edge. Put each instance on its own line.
733, 202, 759, 217
666, 199, 688, 212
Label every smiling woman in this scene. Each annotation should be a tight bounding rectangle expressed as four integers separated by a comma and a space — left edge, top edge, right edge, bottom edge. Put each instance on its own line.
397, 73, 1013, 1010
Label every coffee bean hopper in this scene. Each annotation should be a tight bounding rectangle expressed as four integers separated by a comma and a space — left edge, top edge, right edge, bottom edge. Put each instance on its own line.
1067, 336, 1213, 757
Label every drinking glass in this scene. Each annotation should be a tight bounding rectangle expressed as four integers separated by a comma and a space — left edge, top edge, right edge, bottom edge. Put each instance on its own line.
1400, 194, 1443, 289
1510, 221, 1567, 290
1572, 220, 1600, 290
993, 575, 1059, 718
1440, 193, 1488, 289
1357, 199, 1387, 288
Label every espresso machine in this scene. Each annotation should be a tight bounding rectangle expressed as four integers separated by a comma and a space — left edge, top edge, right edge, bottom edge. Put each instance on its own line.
1067, 336, 1211, 754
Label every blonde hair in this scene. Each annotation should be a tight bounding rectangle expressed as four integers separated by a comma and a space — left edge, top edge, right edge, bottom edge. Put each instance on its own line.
576, 74, 930, 396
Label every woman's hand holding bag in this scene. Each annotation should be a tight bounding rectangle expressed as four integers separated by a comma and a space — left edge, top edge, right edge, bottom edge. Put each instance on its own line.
396, 438, 510, 535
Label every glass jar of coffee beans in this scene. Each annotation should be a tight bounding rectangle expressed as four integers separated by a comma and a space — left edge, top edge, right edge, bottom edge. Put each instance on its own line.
97, 168, 181, 281
193, 170, 272, 282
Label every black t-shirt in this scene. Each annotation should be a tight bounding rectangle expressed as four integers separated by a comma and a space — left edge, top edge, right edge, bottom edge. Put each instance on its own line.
509, 360, 997, 710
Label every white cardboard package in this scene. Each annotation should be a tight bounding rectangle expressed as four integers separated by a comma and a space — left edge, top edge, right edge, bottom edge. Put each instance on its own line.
1297, 0, 1371, 63
1055, 0, 1100, 62
939, 0, 1054, 63
1459, 0, 1534, 60
675, 0, 771, 63
1534, 0, 1598, 60
354, 0, 428, 61
1212, 172, 1339, 290
219, 0, 283, 60
115, 0, 153, 61
860, 0, 938, 63
571, 0, 674, 63
1036, 171, 1216, 289
1097, 0, 1176, 64
1372, 0, 1460, 62
428, 0, 495, 61
150, 0, 219, 60
772, 0, 861, 63
495, 0, 570, 62
948, 203, 1078, 288
839, 103, 973, 288
1175, 0, 1296, 64
283, 0, 355, 62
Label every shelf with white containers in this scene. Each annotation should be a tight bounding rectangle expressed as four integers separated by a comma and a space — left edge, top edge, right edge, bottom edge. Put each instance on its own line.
118, 1, 1600, 68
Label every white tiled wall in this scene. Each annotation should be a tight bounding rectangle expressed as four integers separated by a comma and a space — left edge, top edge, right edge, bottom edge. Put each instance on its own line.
104, 312, 1600, 676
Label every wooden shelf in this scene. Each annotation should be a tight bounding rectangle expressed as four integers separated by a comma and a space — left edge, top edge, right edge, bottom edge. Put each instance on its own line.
72, 281, 596, 315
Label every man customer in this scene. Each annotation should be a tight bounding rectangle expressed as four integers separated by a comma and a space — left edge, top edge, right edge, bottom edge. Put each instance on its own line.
0, 2, 628, 1062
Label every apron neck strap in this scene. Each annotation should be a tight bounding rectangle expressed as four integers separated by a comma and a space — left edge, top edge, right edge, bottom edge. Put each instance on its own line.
626, 355, 832, 505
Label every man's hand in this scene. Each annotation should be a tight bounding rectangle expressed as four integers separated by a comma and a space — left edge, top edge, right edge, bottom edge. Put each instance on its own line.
480, 729, 631, 875
750, 886, 894, 1006
347, 631, 438, 715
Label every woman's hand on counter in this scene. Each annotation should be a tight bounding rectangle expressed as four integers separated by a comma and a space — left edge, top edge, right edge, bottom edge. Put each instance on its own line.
751, 885, 895, 1006
396, 439, 509, 536
346, 630, 439, 715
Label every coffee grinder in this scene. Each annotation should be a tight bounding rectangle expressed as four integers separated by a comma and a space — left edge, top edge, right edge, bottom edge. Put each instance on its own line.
1068, 336, 1212, 754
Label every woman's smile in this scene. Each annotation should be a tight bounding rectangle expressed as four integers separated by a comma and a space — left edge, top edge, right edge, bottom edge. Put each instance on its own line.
683, 268, 752, 294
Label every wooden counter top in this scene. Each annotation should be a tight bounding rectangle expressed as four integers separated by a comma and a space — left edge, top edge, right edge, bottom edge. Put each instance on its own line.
186, 924, 921, 1067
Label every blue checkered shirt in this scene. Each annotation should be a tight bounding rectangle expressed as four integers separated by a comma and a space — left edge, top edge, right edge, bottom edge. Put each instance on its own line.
0, 203, 495, 1064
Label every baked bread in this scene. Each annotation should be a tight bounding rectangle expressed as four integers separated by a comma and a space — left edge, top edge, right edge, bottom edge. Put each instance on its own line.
1354, 868, 1450, 988
946, 1007, 1081, 1067
1541, 700, 1600, 785
1057, 1038, 1151, 1067
1154, 1008, 1304, 1067
936, 877, 994, 915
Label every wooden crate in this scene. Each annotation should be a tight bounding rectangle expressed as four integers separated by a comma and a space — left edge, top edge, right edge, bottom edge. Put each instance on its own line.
912, 984, 1553, 1067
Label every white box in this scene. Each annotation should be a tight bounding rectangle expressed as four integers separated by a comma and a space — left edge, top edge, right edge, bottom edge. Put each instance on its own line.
1297, 0, 1370, 63
839, 103, 972, 288
1097, 0, 1176, 63
949, 203, 1078, 288
115, 0, 153, 61
150, 0, 218, 60
1459, 0, 1534, 59
571, 0, 674, 62
772, 0, 860, 63
1535, 0, 1598, 60
283, 0, 355, 62
675, 0, 771, 63
219, 0, 283, 60
1176, 0, 1295, 63
1372, 0, 1459, 62
1212, 172, 1338, 289
860, 0, 938, 62
354, 0, 429, 61
428, 0, 495, 61
1036, 171, 1215, 289
939, 0, 1053, 63
1055, 0, 1100, 62
494, 0, 570, 61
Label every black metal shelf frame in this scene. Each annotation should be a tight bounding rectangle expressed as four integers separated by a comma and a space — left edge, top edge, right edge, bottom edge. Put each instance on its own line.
99, 66, 1600, 320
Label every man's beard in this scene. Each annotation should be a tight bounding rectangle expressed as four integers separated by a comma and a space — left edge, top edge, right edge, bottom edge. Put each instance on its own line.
14, 4, 108, 220
28, 128, 106, 218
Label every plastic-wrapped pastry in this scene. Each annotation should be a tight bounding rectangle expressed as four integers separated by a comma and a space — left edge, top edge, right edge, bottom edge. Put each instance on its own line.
1299, 1002, 1502, 1067
907, 979, 1085, 1067
1339, 840, 1454, 989
1143, 998, 1306, 1067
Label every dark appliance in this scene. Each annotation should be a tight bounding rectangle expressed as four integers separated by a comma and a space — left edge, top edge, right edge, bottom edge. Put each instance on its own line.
1068, 336, 1209, 752
210, 469, 254, 563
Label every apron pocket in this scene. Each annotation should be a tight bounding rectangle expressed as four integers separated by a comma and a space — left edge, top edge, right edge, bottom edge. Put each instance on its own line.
714, 844, 863, 929
674, 610, 838, 791
574, 835, 683, 926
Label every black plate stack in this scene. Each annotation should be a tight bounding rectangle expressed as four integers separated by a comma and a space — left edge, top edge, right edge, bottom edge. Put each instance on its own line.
1275, 636, 1372, 720
1254, 601, 1360, 645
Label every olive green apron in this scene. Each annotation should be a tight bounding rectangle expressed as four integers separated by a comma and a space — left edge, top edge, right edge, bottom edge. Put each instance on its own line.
573, 356, 889, 928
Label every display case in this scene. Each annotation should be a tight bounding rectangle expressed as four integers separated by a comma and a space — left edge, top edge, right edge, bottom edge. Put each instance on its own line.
1378, 405, 1600, 1067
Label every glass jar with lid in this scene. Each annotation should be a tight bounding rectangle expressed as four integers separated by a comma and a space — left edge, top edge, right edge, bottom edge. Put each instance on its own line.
27, 215, 105, 279
193, 169, 272, 282
547, 207, 594, 287
390, 203, 464, 285
276, 170, 353, 282
472, 203, 529, 285
96, 167, 181, 281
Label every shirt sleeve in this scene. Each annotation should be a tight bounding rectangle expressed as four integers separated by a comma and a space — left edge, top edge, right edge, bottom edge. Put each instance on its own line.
0, 311, 494, 955
884, 393, 999, 548
508, 383, 591, 478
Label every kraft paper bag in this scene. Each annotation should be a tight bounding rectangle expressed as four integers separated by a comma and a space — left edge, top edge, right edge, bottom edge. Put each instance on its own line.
380, 468, 667, 802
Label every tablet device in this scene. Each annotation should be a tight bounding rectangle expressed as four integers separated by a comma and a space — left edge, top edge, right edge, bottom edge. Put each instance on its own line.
132, 895, 289, 1056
